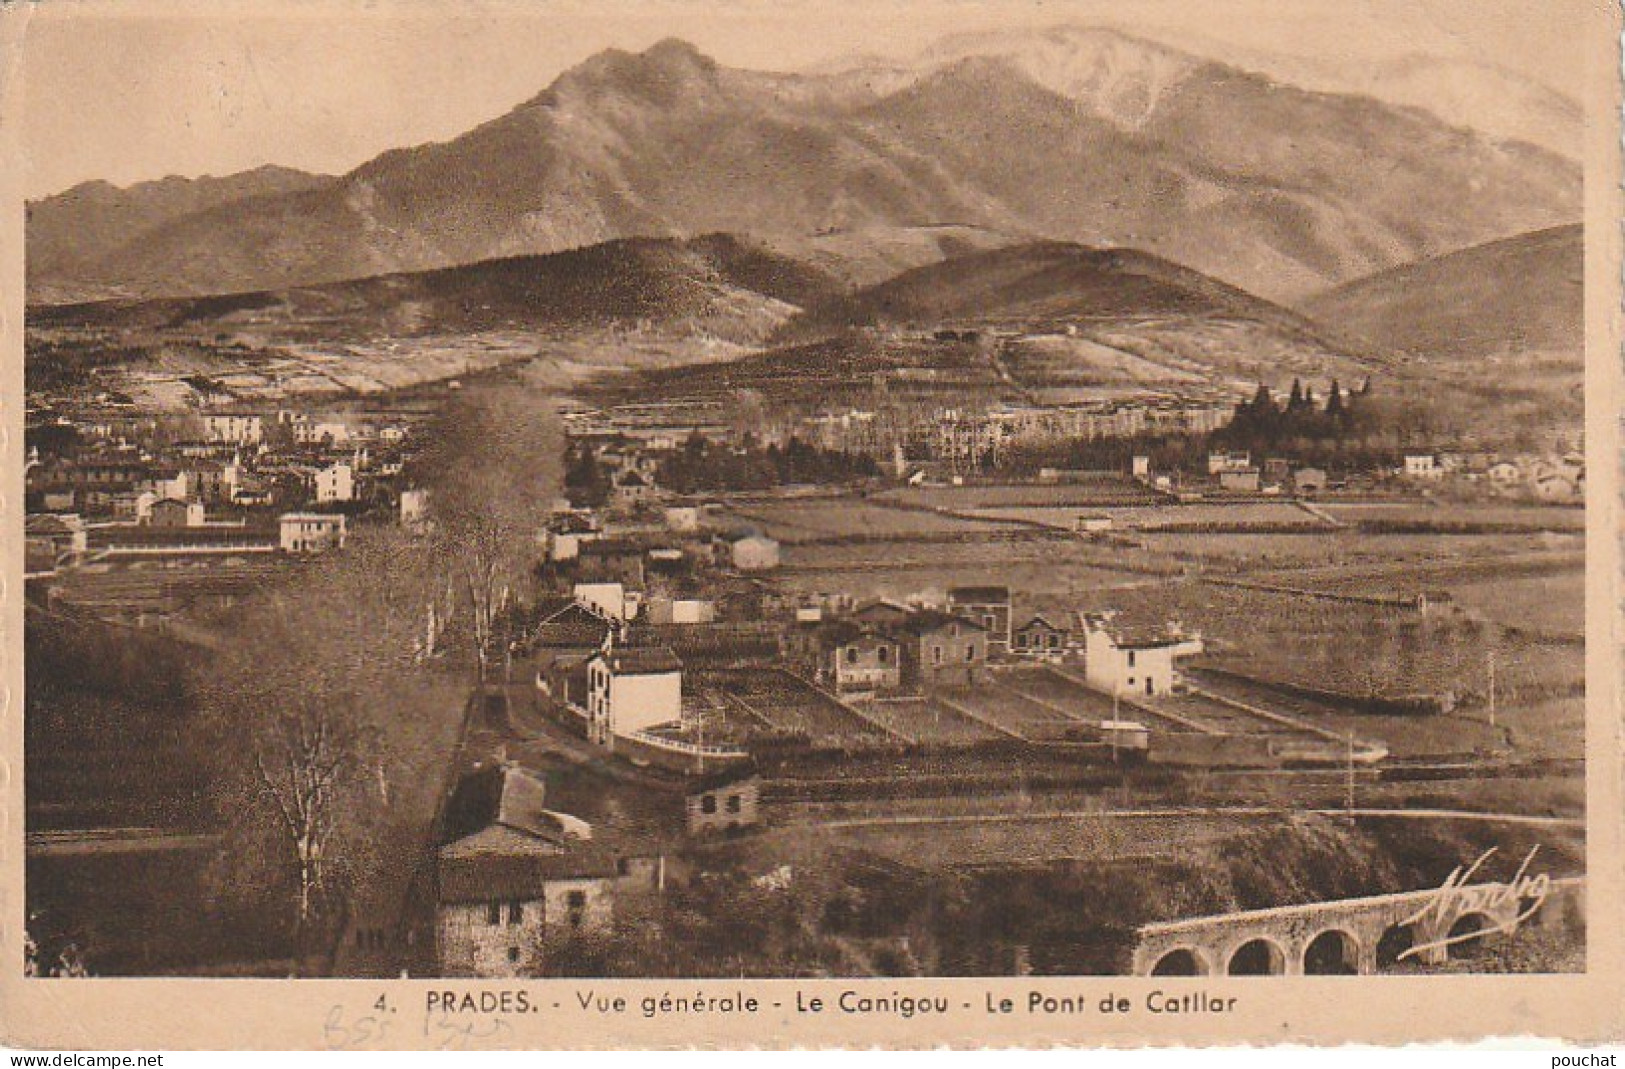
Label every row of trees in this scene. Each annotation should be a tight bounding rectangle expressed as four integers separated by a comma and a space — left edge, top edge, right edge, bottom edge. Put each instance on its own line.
658, 433, 879, 493
192, 381, 564, 967
999, 376, 1466, 476
565, 432, 879, 503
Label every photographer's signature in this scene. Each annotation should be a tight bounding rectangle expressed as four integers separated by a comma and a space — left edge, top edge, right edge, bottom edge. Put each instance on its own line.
1396, 845, 1549, 961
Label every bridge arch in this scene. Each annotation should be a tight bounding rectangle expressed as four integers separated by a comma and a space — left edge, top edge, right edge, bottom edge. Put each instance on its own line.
1375, 923, 1415, 970
1226, 937, 1287, 976
1302, 928, 1360, 975
1445, 911, 1499, 960
1149, 946, 1211, 976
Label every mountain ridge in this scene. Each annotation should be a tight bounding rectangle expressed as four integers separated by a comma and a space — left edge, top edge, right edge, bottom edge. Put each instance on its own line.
27, 35, 1580, 305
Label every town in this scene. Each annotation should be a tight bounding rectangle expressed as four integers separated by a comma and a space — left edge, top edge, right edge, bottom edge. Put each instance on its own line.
24, 354, 1586, 979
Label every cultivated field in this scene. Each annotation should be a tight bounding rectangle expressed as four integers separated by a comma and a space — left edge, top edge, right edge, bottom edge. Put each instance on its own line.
1134, 530, 1552, 571
694, 668, 897, 747
724, 499, 1021, 543
1073, 576, 1581, 709
939, 686, 1089, 742
1447, 571, 1585, 635
967, 500, 1324, 531
1320, 502, 1584, 530
876, 479, 1163, 510
857, 698, 1005, 746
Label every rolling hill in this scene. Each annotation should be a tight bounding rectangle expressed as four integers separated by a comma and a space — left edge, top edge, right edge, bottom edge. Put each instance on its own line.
30, 233, 841, 346
607, 240, 1377, 408
1298, 225, 1582, 360
781, 240, 1342, 340
28, 33, 1579, 305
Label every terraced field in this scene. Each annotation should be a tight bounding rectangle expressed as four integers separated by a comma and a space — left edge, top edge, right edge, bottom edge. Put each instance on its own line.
1182, 668, 1363, 723
858, 698, 1005, 746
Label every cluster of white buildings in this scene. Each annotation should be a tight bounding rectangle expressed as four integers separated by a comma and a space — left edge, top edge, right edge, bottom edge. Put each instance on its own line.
1401, 451, 1585, 501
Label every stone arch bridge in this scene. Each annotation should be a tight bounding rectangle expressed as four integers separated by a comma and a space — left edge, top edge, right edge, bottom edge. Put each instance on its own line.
1131, 877, 1583, 976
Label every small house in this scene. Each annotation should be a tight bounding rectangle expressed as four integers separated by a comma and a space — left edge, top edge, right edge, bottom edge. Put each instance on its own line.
796, 620, 902, 694
728, 534, 780, 572
1403, 454, 1442, 480
644, 596, 716, 626
685, 765, 763, 836
1012, 615, 1068, 659
435, 765, 626, 978
1207, 451, 1251, 475
1100, 719, 1151, 753
1293, 467, 1328, 494
890, 610, 988, 689
1081, 614, 1186, 698
851, 598, 913, 630
147, 497, 205, 528
611, 469, 656, 510
947, 586, 1012, 659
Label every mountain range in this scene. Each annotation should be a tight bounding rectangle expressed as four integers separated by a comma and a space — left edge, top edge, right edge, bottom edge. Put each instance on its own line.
27, 29, 1579, 306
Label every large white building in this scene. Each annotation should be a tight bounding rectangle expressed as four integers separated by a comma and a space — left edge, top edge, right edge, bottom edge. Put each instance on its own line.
1403, 454, 1442, 480
279, 512, 347, 554
315, 461, 354, 503
585, 644, 683, 747
203, 412, 264, 446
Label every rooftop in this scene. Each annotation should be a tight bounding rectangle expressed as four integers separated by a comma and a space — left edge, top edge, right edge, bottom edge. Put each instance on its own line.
892, 609, 988, 637
948, 585, 1011, 604
442, 764, 594, 847
595, 645, 683, 675
437, 831, 623, 904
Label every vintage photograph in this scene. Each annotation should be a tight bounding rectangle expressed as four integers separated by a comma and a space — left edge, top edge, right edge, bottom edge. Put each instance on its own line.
14, 0, 1596, 994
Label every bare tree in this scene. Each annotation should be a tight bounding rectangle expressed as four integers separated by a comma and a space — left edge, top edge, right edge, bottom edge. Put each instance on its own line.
251, 701, 362, 942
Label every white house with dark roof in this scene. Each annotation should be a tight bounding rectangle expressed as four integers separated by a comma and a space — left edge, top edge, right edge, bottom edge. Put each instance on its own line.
585, 642, 684, 747
1081, 612, 1200, 698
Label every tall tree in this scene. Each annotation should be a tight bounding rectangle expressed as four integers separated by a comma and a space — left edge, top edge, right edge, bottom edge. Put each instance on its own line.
411, 384, 562, 687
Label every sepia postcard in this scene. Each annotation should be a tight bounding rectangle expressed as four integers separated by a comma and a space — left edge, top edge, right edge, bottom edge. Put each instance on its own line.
1, 0, 1622, 1050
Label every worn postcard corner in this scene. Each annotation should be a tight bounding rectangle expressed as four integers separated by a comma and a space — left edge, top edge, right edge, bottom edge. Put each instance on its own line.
1, 0, 1622, 1052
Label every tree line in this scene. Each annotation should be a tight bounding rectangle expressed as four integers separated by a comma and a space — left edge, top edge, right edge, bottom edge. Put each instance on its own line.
565, 431, 879, 503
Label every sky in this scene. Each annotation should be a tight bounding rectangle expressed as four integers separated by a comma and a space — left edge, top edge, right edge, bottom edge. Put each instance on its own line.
10, 0, 1595, 199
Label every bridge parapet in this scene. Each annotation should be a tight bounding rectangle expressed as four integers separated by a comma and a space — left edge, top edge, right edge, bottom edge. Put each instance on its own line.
1132, 878, 1582, 976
